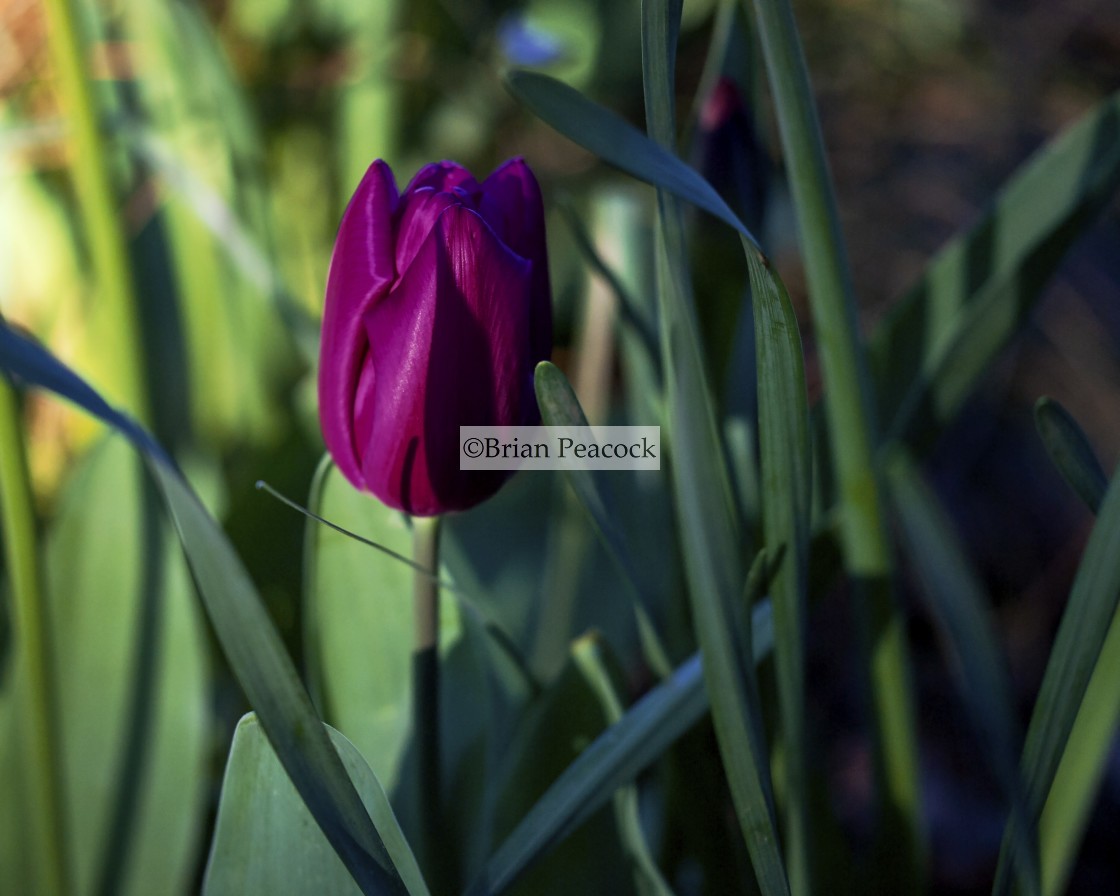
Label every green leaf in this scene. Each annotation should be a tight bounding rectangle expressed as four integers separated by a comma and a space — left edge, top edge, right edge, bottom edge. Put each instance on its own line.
1033, 397, 1108, 515
747, 250, 812, 896
639, 1, 786, 891
473, 642, 633, 896
993, 456, 1120, 894
503, 70, 758, 248
1039, 599, 1120, 895
744, 0, 922, 882
304, 459, 442, 792
0, 320, 403, 896
571, 637, 675, 896
44, 437, 209, 896
885, 451, 1037, 896
533, 361, 671, 675
304, 459, 515, 884
465, 601, 774, 896
533, 361, 639, 590
203, 714, 429, 896
466, 652, 700, 896
871, 89, 1120, 451
0, 356, 66, 896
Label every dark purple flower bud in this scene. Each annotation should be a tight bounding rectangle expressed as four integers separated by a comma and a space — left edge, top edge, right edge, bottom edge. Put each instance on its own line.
695, 77, 770, 237
318, 158, 552, 516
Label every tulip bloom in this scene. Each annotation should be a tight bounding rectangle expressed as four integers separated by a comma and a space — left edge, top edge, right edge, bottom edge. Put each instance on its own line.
319, 158, 552, 516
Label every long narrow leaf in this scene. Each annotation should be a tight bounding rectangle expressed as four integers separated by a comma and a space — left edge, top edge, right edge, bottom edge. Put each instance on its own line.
993, 456, 1120, 894
534, 361, 672, 676
747, 250, 812, 895
871, 90, 1120, 451
744, 0, 923, 883
464, 601, 773, 896
571, 638, 675, 896
640, 1, 787, 892
533, 361, 645, 597
1039, 600, 1120, 895
0, 373, 68, 896
504, 70, 758, 249
0, 320, 403, 896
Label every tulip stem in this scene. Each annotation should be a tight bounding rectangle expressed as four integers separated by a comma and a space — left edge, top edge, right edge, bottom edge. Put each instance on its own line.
412, 514, 444, 888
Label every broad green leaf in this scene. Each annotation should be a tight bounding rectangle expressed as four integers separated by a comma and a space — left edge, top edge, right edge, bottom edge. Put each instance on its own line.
871, 89, 1120, 451
42, 437, 209, 896
465, 601, 774, 896
747, 250, 812, 896
0, 320, 401, 896
305, 458, 514, 885
305, 458, 456, 793
994, 456, 1120, 894
886, 452, 1037, 896
1033, 397, 1108, 515
203, 714, 428, 896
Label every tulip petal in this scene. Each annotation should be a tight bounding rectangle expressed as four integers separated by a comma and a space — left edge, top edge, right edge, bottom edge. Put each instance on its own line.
481, 157, 553, 365
403, 161, 479, 195
319, 160, 399, 488
393, 188, 461, 278
360, 205, 534, 515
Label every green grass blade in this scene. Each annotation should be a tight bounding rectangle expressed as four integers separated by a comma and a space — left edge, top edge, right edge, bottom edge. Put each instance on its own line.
533, 360, 649, 591
641, 2, 786, 892
993, 458, 1120, 894
886, 452, 1038, 896
41, 0, 147, 422
204, 714, 429, 896
0, 320, 405, 896
1039, 599, 1120, 895
1033, 397, 1108, 515
747, 250, 812, 896
534, 361, 672, 676
0, 374, 68, 896
1031, 396, 1111, 896
571, 637, 675, 896
871, 90, 1120, 451
463, 600, 774, 896
503, 70, 759, 249
533, 361, 642, 592
743, 0, 923, 883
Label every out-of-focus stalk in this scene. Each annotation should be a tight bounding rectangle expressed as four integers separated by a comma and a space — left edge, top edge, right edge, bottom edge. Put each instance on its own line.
744, 0, 924, 887
0, 377, 70, 896
42, 0, 148, 422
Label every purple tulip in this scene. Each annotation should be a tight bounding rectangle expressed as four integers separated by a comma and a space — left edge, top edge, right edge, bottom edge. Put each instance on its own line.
318, 158, 552, 516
